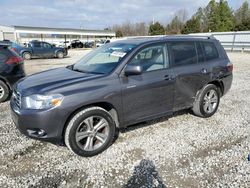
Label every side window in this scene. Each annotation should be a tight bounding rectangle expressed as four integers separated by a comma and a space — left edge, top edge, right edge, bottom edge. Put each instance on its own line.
129, 44, 169, 72
196, 42, 205, 63
33, 42, 41, 48
202, 42, 219, 61
42, 43, 52, 48
169, 41, 197, 66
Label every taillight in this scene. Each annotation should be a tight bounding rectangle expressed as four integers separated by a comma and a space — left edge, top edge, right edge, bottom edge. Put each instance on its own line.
11, 47, 17, 52
5, 56, 23, 65
227, 63, 233, 72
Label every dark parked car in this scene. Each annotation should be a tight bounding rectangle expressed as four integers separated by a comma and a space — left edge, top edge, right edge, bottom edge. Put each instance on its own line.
23, 41, 68, 60
84, 42, 94, 48
70, 40, 84, 48
1, 40, 68, 60
0, 45, 25, 102
0, 40, 25, 54
10, 36, 233, 157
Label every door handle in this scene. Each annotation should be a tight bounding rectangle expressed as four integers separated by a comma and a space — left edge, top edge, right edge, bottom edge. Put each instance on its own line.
201, 68, 208, 74
164, 75, 174, 81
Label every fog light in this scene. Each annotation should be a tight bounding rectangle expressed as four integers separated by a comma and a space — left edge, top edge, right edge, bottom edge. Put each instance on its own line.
37, 129, 46, 136
27, 129, 46, 137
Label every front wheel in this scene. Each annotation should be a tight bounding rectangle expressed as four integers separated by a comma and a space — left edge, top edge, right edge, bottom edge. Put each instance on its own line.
57, 51, 64, 59
64, 107, 116, 157
192, 84, 220, 118
22, 52, 31, 60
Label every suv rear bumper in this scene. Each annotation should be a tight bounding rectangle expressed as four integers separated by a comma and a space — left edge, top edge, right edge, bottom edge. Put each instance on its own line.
221, 73, 233, 96
6, 73, 25, 88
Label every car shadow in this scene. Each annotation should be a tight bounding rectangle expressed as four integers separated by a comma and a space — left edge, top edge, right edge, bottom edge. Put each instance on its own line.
123, 159, 166, 188
119, 109, 191, 134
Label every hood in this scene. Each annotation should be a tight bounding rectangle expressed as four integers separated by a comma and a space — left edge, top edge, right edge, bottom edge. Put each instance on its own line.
16, 67, 103, 96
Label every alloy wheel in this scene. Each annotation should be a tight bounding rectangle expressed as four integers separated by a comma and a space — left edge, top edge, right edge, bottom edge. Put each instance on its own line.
75, 116, 110, 151
0, 86, 4, 99
24, 53, 31, 60
203, 89, 218, 114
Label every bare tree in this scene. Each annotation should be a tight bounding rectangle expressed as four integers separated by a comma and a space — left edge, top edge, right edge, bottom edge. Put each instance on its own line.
112, 21, 149, 36
175, 9, 189, 23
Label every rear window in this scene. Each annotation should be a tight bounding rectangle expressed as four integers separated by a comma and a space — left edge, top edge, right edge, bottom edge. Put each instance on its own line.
169, 41, 197, 66
202, 42, 219, 61
196, 42, 205, 63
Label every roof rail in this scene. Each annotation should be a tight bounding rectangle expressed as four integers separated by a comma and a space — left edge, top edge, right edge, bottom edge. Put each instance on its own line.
157, 34, 215, 40
186, 34, 216, 39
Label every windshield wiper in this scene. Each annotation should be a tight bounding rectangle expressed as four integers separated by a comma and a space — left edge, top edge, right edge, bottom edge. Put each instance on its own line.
73, 68, 104, 74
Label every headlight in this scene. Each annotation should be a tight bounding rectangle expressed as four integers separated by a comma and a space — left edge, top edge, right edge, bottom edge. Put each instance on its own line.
23, 94, 64, 110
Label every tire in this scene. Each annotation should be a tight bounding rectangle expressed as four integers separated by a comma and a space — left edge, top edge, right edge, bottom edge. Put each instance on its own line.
57, 51, 64, 59
0, 80, 9, 103
65, 107, 116, 157
192, 84, 220, 118
78, 43, 83, 48
22, 52, 31, 60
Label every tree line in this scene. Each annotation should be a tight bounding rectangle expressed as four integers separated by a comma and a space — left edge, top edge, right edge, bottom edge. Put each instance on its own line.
111, 0, 250, 37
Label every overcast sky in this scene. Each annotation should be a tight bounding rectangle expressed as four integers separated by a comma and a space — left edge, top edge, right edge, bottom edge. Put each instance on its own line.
0, 0, 249, 29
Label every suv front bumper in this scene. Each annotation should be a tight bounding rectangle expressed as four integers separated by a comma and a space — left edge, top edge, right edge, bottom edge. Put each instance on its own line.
10, 100, 65, 145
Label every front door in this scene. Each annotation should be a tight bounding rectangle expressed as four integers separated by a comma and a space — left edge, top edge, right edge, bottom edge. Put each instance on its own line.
121, 43, 175, 125
41, 42, 54, 58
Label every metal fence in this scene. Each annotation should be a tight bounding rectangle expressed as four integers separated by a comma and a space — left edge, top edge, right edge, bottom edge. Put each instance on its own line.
190, 31, 250, 52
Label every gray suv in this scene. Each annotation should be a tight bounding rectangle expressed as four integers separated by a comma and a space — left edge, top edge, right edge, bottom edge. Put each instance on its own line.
10, 36, 233, 157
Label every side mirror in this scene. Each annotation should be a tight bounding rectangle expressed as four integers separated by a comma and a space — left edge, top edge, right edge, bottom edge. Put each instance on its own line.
124, 65, 142, 76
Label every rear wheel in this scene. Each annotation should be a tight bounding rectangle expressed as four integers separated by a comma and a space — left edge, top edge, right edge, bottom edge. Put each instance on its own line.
64, 107, 116, 157
0, 80, 9, 103
192, 84, 220, 118
22, 52, 31, 60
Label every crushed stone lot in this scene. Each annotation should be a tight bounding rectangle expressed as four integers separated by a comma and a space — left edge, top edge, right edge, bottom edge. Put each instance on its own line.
0, 50, 249, 187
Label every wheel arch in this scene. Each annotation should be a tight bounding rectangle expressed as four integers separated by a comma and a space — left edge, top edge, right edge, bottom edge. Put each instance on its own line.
21, 50, 32, 58
194, 80, 224, 105
55, 49, 63, 53
0, 77, 11, 90
208, 80, 224, 96
61, 102, 120, 141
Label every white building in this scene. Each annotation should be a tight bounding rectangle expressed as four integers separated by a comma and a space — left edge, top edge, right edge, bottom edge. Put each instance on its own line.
0, 25, 116, 44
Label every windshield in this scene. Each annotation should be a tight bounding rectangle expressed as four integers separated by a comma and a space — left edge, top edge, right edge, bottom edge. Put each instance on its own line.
73, 43, 137, 74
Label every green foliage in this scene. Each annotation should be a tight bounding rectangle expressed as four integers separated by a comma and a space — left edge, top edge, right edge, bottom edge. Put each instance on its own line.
206, 0, 221, 31
234, 1, 250, 31
235, 1, 250, 24
148, 22, 165, 35
234, 18, 250, 31
195, 7, 208, 32
181, 17, 200, 34
112, 0, 250, 36
217, 0, 234, 31
166, 16, 184, 34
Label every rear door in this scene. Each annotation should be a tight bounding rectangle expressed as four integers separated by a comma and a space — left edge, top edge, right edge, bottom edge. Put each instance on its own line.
121, 43, 175, 124
168, 41, 211, 110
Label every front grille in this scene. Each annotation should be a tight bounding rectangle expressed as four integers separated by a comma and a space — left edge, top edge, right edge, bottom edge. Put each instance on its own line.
13, 89, 21, 110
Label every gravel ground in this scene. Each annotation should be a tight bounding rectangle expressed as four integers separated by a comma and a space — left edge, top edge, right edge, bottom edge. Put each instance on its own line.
0, 51, 249, 188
